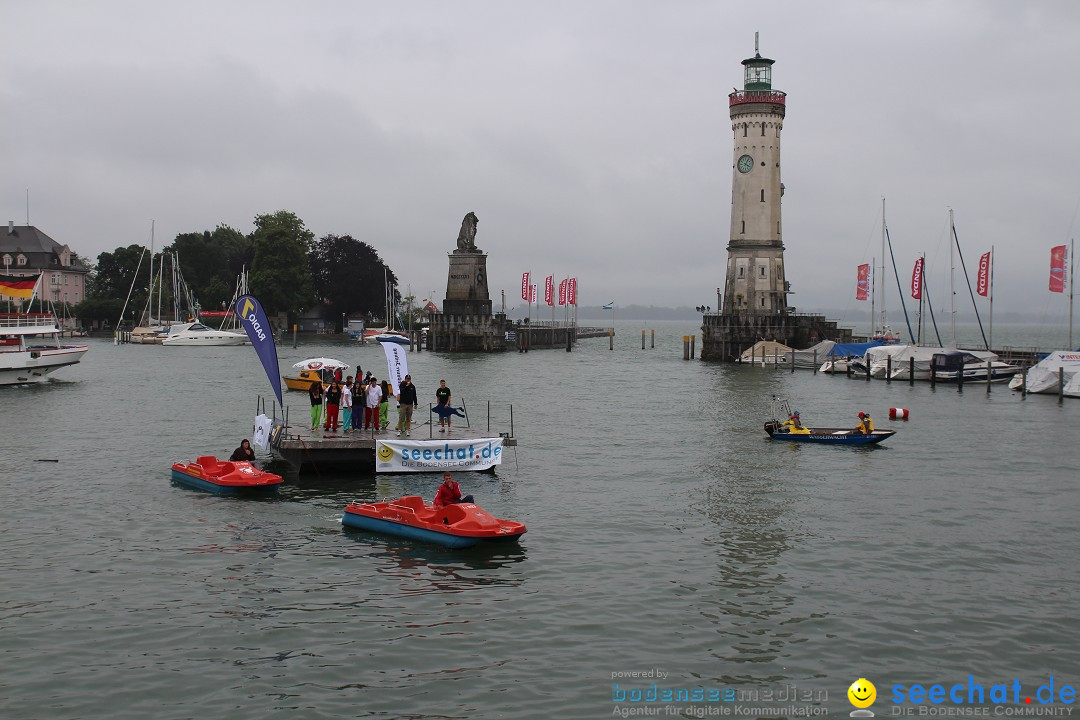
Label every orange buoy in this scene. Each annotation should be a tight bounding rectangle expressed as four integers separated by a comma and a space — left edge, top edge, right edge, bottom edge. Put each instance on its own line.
889, 408, 909, 420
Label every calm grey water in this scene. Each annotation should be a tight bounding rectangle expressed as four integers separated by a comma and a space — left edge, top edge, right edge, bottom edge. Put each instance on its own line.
3, 321, 1078, 719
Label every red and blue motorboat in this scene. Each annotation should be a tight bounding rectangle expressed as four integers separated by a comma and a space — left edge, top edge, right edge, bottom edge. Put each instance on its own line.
764, 421, 895, 445
342, 496, 526, 549
170, 456, 283, 494
763, 395, 896, 446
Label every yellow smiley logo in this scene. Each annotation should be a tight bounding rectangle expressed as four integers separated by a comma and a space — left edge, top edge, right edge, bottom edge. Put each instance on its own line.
847, 678, 876, 709
376, 444, 395, 462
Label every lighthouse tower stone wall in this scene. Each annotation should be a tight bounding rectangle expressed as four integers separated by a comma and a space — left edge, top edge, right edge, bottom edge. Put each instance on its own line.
701, 40, 853, 361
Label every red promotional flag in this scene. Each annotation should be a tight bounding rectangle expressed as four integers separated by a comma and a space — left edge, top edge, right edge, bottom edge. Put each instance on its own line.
856, 264, 870, 301
911, 258, 923, 300
976, 251, 991, 297
558, 278, 567, 306
1050, 245, 1068, 293
544, 275, 554, 306
521, 272, 530, 301
567, 277, 577, 305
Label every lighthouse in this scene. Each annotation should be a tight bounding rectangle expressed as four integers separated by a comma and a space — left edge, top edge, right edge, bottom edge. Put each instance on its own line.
700, 36, 854, 361
723, 34, 788, 316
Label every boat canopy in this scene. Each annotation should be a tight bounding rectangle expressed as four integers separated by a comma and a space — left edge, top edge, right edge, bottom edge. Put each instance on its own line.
1017, 351, 1080, 395
826, 340, 887, 358
291, 357, 350, 371
865, 345, 998, 366
740, 340, 794, 363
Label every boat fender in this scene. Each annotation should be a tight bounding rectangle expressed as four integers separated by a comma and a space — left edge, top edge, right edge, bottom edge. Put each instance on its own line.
889, 408, 909, 420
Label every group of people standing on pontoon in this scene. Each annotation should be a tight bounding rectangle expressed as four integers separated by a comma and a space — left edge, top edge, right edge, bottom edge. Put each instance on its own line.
306, 371, 463, 436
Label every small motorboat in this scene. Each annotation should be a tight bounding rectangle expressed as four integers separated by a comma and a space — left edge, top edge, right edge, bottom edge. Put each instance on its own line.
342, 496, 526, 549
170, 456, 283, 494
763, 395, 895, 445
764, 421, 895, 445
283, 357, 350, 391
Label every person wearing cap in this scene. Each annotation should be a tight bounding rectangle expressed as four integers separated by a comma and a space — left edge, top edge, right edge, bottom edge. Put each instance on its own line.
396, 374, 418, 436
782, 410, 809, 434
853, 411, 874, 434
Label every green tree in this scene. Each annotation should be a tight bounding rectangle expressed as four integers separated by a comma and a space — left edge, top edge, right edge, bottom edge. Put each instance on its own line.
73, 297, 124, 327
165, 225, 252, 311
90, 244, 152, 313
309, 234, 398, 326
248, 211, 314, 315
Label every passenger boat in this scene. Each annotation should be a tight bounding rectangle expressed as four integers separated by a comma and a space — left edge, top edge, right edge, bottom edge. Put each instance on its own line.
342, 496, 526, 548
170, 455, 283, 494
283, 357, 350, 391
0, 312, 89, 385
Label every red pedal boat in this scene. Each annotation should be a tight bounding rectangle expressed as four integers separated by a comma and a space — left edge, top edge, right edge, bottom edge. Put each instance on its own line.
170, 456, 283, 494
342, 496, 526, 548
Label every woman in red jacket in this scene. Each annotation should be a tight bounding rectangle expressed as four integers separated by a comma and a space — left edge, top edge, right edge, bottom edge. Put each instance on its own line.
433, 473, 474, 508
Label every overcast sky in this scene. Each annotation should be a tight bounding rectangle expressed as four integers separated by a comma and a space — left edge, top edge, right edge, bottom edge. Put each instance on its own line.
3, 1, 1079, 324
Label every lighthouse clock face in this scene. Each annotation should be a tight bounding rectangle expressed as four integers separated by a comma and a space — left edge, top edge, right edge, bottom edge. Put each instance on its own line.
738, 154, 754, 173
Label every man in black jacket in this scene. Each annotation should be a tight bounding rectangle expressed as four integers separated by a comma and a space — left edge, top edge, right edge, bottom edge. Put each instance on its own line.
396, 375, 419, 436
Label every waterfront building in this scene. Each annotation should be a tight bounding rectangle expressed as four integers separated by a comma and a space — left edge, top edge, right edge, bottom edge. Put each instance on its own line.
0, 223, 90, 312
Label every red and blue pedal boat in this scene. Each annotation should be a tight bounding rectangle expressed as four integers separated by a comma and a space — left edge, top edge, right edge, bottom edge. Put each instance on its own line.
342, 496, 526, 549
170, 456, 283, 494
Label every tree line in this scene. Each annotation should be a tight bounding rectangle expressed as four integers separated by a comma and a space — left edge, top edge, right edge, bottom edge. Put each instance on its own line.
74, 210, 400, 329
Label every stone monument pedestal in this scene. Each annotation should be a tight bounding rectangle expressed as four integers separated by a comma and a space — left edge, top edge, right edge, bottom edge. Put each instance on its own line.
427, 215, 509, 353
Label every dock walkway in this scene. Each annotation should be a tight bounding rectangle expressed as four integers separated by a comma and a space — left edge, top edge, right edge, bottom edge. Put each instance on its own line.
274, 420, 517, 473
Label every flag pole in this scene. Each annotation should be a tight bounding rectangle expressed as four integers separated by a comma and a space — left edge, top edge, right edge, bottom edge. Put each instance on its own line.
988, 245, 994, 351
1070, 237, 1075, 350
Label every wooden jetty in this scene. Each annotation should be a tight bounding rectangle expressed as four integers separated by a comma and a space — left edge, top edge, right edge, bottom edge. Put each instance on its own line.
274, 415, 517, 473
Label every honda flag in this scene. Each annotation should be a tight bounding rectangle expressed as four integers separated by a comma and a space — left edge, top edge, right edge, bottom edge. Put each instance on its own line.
1050, 245, 1068, 293
911, 258, 923, 300
976, 251, 991, 297
558, 278, 567, 305
545, 275, 554, 306
521, 272, 530, 301
567, 277, 577, 305
856, 264, 870, 301
529, 284, 537, 303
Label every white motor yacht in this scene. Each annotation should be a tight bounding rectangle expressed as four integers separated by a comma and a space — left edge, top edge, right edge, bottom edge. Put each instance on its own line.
161, 322, 247, 346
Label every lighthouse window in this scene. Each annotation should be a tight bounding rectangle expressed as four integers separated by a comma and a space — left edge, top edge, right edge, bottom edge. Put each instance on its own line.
761, 123, 766, 136
759, 266, 766, 278
738, 266, 745, 278
760, 189, 765, 202
761, 297, 767, 307
741, 221, 745, 234
743, 123, 748, 137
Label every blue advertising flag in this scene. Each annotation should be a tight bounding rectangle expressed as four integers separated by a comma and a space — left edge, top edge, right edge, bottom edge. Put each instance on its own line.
235, 294, 282, 407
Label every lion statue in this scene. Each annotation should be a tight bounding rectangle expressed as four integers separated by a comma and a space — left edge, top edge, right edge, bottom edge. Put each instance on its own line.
456, 212, 480, 253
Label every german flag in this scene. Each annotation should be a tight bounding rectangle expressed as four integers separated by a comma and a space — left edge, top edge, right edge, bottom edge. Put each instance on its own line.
0, 274, 40, 300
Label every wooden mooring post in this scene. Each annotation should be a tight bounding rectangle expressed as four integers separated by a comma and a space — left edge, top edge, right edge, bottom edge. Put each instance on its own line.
886, 355, 892, 383
690, 335, 695, 359
641, 329, 645, 349
909, 357, 915, 386
651, 329, 655, 348
682, 335, 690, 360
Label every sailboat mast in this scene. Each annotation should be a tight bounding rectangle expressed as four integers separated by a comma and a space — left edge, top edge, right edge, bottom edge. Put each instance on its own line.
949, 209, 956, 346
880, 197, 887, 334
148, 220, 155, 325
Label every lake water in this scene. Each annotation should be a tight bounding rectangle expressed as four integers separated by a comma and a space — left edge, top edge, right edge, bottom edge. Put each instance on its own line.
3, 320, 1078, 719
